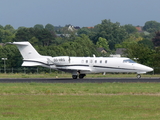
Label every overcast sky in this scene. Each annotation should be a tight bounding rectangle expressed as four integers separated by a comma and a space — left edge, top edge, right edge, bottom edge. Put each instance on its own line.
0, 0, 160, 29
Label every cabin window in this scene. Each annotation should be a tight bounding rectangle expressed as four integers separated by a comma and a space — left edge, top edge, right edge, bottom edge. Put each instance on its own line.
100, 60, 102, 63
105, 60, 107, 63
95, 60, 97, 63
86, 60, 88, 63
81, 60, 84, 63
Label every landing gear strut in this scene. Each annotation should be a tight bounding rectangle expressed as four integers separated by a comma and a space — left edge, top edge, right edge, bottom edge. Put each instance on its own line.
137, 74, 141, 79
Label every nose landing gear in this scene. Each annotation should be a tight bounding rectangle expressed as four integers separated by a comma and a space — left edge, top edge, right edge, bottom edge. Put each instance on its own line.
137, 74, 141, 79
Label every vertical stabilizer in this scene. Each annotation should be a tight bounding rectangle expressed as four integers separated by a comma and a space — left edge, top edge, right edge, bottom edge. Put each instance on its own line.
8, 42, 42, 59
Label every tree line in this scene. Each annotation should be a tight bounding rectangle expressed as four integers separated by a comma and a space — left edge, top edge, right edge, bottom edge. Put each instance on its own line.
1, 20, 160, 73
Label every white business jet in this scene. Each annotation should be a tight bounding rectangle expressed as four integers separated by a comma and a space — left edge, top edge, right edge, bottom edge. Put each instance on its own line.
7, 42, 153, 79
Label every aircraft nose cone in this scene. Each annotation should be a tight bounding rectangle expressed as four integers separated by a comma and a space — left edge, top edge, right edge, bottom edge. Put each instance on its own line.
146, 67, 153, 72
149, 67, 153, 72
137, 64, 154, 73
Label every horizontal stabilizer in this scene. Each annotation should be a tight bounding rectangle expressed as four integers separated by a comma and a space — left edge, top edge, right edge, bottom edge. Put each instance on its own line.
22, 61, 43, 66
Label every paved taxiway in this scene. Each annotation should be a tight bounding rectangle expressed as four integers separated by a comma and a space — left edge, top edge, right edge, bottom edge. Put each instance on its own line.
0, 78, 160, 83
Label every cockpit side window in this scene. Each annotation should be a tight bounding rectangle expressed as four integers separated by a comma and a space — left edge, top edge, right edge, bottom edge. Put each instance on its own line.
123, 59, 136, 63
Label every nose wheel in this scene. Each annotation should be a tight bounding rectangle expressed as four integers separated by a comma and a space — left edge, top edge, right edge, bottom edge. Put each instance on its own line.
137, 74, 141, 79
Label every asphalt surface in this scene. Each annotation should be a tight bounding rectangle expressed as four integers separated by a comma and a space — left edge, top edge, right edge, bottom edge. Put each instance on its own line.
0, 78, 160, 83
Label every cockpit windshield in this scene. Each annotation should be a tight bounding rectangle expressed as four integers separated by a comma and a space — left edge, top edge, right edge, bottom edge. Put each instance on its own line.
123, 59, 136, 63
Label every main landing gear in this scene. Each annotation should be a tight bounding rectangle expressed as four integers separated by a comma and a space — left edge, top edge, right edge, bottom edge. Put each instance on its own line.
72, 74, 86, 79
79, 74, 86, 79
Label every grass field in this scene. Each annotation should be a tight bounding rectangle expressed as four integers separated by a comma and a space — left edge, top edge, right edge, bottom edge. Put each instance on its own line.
0, 82, 160, 120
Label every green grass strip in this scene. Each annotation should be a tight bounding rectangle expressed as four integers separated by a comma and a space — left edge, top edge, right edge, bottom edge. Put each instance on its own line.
0, 83, 160, 119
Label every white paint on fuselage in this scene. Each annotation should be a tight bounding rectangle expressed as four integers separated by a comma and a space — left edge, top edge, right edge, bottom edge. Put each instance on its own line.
51, 56, 153, 74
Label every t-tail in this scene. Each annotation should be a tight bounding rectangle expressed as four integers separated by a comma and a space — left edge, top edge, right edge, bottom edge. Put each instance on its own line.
8, 42, 42, 59
7, 42, 53, 68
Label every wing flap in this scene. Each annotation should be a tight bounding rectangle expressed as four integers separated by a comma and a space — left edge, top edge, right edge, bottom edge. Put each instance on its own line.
56, 66, 92, 73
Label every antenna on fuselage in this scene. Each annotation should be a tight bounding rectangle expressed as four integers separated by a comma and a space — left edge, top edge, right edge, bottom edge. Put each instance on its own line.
93, 54, 96, 57
69, 56, 71, 63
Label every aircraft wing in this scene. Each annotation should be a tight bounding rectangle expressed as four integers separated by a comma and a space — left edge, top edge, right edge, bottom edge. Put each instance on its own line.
47, 58, 92, 73
56, 65, 92, 73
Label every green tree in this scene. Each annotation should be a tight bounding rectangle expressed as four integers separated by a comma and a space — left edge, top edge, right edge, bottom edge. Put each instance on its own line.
14, 27, 55, 46
115, 35, 137, 49
0, 45, 22, 69
138, 38, 154, 49
0, 25, 3, 29
28, 37, 39, 45
2, 35, 15, 43
152, 47, 160, 70
90, 19, 128, 50
123, 24, 137, 34
34, 24, 44, 29
152, 31, 160, 47
34, 29, 54, 46
0, 30, 3, 42
17, 26, 26, 30
4, 25, 15, 33
125, 44, 153, 66
96, 37, 110, 51
45, 24, 54, 32
77, 27, 92, 35
53, 37, 65, 45
143, 21, 160, 33
50, 34, 100, 57
0, 29, 14, 43
14, 28, 34, 41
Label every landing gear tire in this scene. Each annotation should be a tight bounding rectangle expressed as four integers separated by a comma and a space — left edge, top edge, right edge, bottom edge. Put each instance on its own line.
137, 74, 141, 79
79, 74, 86, 79
72, 75, 78, 79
